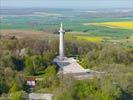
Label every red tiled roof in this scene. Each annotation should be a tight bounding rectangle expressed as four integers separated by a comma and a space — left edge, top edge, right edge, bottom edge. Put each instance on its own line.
26, 77, 36, 81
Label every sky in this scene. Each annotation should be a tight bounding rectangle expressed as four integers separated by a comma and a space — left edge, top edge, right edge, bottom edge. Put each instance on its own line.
1, 0, 133, 9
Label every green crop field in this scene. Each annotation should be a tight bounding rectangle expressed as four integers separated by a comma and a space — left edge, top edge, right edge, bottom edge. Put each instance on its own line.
0, 9, 133, 47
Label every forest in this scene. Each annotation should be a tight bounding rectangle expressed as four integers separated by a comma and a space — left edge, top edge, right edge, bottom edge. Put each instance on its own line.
0, 37, 133, 100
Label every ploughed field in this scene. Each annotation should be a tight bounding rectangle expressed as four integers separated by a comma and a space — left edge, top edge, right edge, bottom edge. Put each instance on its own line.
0, 30, 56, 39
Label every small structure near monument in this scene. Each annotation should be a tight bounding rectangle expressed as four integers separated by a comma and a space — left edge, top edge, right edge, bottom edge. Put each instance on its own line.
27, 77, 36, 86
26, 77, 36, 92
53, 23, 98, 79
29, 93, 53, 100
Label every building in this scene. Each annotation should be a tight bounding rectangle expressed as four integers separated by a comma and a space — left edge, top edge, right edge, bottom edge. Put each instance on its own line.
26, 77, 36, 86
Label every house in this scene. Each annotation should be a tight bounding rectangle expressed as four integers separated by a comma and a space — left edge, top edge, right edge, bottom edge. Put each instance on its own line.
26, 77, 36, 87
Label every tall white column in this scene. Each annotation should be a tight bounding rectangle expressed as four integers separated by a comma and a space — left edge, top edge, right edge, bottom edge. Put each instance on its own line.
59, 23, 65, 58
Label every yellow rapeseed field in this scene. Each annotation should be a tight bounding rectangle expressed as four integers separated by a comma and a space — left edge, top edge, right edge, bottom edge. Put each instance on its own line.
85, 21, 133, 29
75, 36, 103, 42
65, 33, 110, 43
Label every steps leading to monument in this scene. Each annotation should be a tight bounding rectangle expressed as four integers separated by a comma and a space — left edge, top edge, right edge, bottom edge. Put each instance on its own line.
53, 57, 98, 79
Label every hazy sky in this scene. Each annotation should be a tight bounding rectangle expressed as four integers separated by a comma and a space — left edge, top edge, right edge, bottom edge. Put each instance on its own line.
1, 0, 133, 9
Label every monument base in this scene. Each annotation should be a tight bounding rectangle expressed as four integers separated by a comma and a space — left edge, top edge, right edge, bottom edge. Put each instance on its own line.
53, 57, 98, 80
53, 56, 67, 62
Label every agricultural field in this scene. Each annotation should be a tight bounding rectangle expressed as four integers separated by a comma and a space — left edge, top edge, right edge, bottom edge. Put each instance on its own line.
0, 8, 133, 47
65, 33, 109, 43
74, 35, 103, 42
0, 29, 56, 39
84, 21, 133, 29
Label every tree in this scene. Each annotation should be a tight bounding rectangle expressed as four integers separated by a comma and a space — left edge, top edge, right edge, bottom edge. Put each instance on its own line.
24, 55, 47, 75
11, 91, 28, 100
